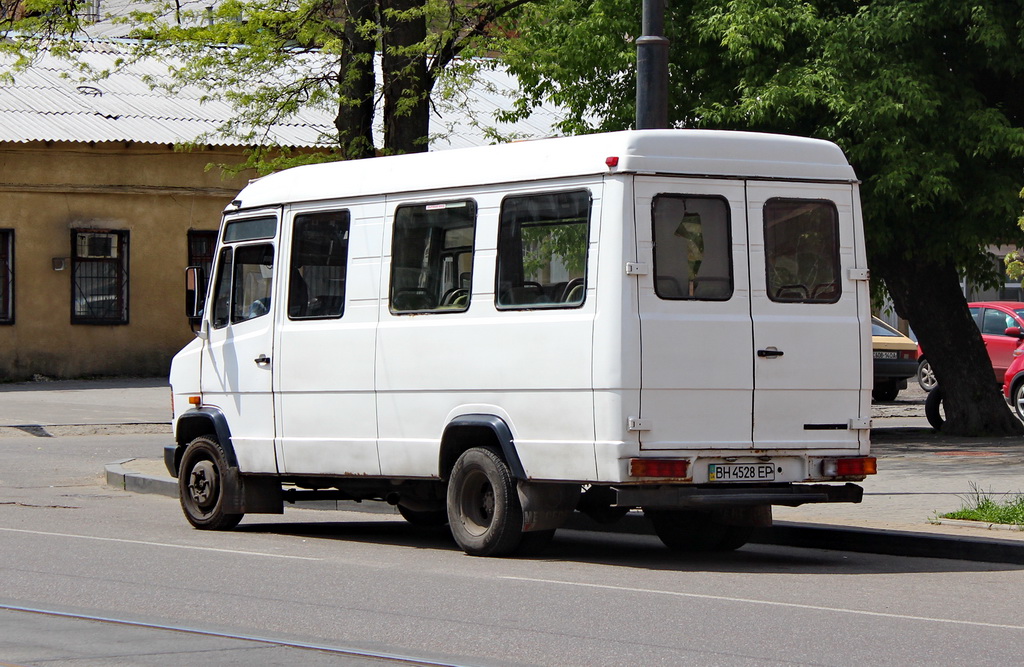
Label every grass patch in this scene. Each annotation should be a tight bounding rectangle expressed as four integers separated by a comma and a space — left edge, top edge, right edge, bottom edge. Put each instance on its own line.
940, 484, 1024, 527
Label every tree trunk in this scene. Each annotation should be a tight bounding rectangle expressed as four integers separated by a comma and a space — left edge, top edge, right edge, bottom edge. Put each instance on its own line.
877, 257, 1023, 436
335, 0, 377, 160
380, 0, 430, 155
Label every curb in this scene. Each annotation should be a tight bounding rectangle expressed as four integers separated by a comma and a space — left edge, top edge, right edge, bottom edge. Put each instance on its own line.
105, 460, 1024, 565
105, 459, 178, 496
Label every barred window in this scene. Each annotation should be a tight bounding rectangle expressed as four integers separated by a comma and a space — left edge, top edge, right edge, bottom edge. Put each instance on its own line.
71, 230, 129, 325
187, 230, 218, 286
0, 230, 11, 324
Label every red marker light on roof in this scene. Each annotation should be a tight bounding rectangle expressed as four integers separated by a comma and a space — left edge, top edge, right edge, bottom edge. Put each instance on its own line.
605, 156, 619, 167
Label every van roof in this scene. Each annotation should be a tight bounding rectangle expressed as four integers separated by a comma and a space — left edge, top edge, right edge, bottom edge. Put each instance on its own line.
230, 129, 858, 210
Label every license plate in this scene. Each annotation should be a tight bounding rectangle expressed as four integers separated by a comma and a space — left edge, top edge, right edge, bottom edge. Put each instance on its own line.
708, 463, 776, 482
873, 350, 898, 359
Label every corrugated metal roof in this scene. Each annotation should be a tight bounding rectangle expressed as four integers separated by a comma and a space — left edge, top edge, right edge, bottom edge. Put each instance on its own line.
0, 40, 564, 150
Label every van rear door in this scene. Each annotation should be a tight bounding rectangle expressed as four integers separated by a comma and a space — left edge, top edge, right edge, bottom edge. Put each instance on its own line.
635, 178, 867, 453
634, 177, 755, 450
746, 182, 866, 451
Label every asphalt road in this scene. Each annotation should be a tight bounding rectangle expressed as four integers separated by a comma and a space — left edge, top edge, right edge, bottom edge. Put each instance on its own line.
2, 431, 1024, 666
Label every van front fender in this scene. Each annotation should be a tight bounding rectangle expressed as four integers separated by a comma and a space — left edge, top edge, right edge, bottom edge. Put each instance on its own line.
169, 407, 237, 476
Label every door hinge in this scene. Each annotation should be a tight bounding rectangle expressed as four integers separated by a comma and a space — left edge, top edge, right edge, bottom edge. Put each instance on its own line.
626, 262, 649, 276
849, 417, 871, 430
628, 417, 652, 431
849, 268, 870, 281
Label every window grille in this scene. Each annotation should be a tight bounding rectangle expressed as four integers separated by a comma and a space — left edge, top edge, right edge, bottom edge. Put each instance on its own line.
0, 230, 12, 324
71, 230, 129, 324
187, 230, 218, 291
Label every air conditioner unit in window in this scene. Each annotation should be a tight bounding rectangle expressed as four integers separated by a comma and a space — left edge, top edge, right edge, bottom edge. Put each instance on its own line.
76, 232, 118, 259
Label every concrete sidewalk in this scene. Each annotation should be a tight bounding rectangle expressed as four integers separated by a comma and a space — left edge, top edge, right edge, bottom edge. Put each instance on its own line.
3, 377, 1024, 563
0, 377, 170, 436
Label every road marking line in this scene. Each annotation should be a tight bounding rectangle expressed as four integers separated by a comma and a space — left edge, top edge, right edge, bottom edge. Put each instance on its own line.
501, 576, 1024, 631
0, 603, 463, 667
0, 527, 320, 561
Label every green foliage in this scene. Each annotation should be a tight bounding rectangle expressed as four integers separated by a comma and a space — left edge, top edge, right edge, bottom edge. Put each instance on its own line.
941, 483, 1024, 527
2, 0, 538, 174
522, 222, 587, 278
498, 0, 1024, 284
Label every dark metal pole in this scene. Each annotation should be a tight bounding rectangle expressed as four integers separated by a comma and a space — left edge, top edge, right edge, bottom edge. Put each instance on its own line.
636, 0, 669, 129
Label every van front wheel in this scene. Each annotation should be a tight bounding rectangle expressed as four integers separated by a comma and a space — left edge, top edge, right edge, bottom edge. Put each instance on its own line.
178, 435, 243, 530
447, 447, 524, 556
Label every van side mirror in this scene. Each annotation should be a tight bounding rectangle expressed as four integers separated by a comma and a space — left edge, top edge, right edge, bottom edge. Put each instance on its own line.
1006, 326, 1024, 339
185, 266, 206, 331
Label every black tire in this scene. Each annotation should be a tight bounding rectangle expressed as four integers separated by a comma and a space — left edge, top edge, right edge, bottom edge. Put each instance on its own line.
178, 435, 243, 530
872, 383, 900, 402
917, 358, 938, 392
925, 386, 946, 430
447, 447, 525, 556
397, 504, 449, 527
1014, 382, 1024, 422
644, 509, 751, 552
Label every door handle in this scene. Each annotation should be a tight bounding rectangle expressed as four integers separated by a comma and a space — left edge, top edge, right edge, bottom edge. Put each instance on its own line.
254, 354, 271, 366
757, 348, 784, 358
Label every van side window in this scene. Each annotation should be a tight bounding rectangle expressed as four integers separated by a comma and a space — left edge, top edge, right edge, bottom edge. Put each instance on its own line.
230, 244, 274, 323
289, 211, 350, 319
210, 243, 274, 328
496, 190, 591, 309
390, 200, 476, 314
211, 246, 232, 329
652, 195, 732, 300
764, 199, 841, 303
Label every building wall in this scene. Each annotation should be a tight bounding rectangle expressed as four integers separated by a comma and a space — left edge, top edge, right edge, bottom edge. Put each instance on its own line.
0, 141, 253, 380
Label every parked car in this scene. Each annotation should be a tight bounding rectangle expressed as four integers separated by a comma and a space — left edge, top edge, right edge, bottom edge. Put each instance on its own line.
871, 317, 918, 401
1003, 345, 1024, 420
916, 301, 1024, 391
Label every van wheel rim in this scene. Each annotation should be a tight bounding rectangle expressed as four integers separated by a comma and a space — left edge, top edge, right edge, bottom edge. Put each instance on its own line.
459, 469, 495, 537
188, 460, 218, 508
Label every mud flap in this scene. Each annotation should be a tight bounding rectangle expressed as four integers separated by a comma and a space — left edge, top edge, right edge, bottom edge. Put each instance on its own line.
222, 468, 284, 514
517, 481, 581, 532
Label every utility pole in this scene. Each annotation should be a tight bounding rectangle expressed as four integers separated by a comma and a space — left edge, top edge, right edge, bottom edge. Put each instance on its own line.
636, 0, 669, 129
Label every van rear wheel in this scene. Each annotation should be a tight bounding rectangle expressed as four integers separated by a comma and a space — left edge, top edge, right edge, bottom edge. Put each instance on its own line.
178, 435, 243, 531
645, 509, 751, 552
447, 447, 524, 556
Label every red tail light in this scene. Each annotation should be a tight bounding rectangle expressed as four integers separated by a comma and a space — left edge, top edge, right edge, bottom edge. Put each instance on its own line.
630, 458, 689, 478
824, 456, 877, 477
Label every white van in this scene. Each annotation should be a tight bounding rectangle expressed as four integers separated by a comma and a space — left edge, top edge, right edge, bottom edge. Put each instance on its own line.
167, 129, 876, 556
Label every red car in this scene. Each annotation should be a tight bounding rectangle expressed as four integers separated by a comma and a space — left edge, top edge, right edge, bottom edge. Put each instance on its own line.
1003, 345, 1024, 420
917, 301, 1024, 391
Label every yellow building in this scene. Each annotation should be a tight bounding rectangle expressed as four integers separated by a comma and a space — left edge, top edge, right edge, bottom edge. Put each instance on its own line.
0, 44, 328, 380
0, 140, 253, 379
0, 41, 562, 380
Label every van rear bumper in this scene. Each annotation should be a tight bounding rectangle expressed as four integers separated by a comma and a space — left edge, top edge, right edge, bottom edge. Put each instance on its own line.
613, 482, 863, 509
